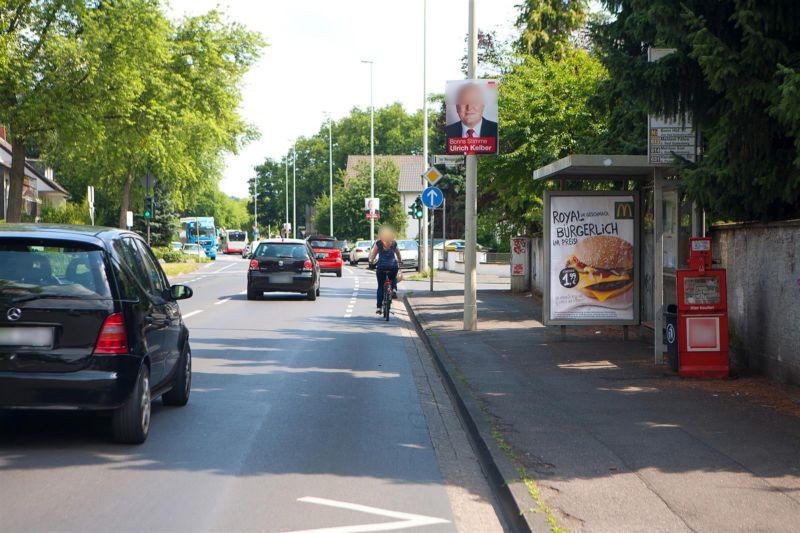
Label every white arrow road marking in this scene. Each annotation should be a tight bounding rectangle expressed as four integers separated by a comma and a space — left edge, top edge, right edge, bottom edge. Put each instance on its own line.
284, 497, 450, 533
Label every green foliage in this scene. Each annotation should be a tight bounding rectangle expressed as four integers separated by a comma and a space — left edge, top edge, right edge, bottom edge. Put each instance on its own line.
516, 0, 589, 57
133, 182, 178, 246
478, 50, 609, 233
313, 159, 406, 241
152, 248, 184, 263
39, 202, 91, 225
594, 0, 800, 221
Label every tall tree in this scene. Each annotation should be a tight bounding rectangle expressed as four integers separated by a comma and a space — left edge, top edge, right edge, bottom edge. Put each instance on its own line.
0, 0, 90, 222
594, 0, 800, 221
516, 0, 589, 57
478, 50, 609, 233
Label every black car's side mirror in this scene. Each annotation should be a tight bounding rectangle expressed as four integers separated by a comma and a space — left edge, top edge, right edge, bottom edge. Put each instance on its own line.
169, 284, 193, 300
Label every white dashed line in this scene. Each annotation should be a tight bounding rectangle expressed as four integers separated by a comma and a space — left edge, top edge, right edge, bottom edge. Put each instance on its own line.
238, 290, 248, 294
183, 310, 204, 319
214, 299, 231, 306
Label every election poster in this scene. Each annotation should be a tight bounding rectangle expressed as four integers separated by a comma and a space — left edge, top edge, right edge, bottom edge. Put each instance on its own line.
445, 79, 498, 155
544, 191, 639, 325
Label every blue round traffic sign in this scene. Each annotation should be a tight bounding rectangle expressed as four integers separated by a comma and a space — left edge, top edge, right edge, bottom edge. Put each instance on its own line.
422, 186, 444, 209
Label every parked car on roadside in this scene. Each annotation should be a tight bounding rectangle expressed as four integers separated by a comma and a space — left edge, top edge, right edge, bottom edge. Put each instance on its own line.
337, 240, 351, 262
247, 239, 320, 301
396, 239, 419, 269
0, 224, 194, 444
171, 241, 184, 251
306, 235, 343, 277
182, 243, 208, 259
349, 240, 373, 265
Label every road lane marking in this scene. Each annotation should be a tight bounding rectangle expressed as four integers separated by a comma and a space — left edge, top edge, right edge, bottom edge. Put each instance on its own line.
214, 299, 231, 306
213, 263, 237, 273
285, 497, 450, 532
239, 290, 248, 294
182, 310, 204, 319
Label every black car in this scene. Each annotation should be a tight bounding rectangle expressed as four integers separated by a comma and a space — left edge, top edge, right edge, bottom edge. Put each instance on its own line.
0, 225, 194, 444
247, 239, 321, 300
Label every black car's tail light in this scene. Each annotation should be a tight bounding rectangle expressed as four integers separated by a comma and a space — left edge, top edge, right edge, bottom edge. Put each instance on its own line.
94, 313, 128, 355
303, 259, 313, 272
249, 259, 259, 270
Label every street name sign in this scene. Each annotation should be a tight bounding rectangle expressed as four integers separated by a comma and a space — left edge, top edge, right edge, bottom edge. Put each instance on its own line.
432, 155, 464, 169
648, 115, 697, 166
422, 186, 444, 209
422, 166, 443, 186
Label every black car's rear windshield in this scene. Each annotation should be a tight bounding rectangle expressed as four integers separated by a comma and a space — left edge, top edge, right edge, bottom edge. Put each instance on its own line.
255, 243, 309, 259
309, 239, 337, 249
0, 240, 111, 300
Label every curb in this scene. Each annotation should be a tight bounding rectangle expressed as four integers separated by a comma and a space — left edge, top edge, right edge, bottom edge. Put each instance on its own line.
404, 296, 552, 533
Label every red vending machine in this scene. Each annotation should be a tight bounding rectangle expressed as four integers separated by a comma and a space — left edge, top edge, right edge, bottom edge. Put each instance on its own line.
676, 238, 730, 378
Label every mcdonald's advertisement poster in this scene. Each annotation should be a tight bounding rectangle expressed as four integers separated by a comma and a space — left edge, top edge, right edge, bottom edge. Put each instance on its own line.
548, 194, 636, 321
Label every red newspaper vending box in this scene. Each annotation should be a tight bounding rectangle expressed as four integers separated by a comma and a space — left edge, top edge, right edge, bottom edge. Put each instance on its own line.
676, 237, 729, 378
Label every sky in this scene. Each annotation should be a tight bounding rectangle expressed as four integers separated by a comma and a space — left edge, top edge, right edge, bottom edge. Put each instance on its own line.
168, 0, 522, 198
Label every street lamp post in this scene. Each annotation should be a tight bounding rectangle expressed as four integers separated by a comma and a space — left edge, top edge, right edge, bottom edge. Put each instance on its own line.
292, 140, 297, 239
464, 0, 478, 330
327, 113, 334, 236
253, 173, 258, 237
361, 59, 375, 241
421, 0, 429, 274
285, 150, 289, 235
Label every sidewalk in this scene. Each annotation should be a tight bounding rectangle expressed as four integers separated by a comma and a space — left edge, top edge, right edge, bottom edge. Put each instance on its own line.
407, 290, 800, 532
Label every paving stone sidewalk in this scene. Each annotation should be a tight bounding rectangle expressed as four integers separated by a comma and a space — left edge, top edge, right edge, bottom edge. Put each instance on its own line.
407, 289, 800, 532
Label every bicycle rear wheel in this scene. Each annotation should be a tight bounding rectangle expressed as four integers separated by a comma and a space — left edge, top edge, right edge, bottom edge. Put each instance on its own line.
383, 289, 391, 321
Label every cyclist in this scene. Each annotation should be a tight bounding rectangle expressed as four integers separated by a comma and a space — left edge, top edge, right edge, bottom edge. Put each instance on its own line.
369, 226, 402, 314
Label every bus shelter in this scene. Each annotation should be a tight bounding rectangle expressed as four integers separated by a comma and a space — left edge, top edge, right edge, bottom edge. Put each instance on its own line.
533, 155, 704, 363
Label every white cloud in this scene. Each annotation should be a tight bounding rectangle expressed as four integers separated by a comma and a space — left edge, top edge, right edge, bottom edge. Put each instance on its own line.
168, 0, 520, 197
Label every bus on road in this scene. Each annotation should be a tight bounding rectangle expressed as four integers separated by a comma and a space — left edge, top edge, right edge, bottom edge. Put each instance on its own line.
221, 229, 248, 254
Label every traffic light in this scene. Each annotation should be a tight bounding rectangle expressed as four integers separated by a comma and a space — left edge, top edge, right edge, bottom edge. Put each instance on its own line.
412, 197, 424, 219
144, 196, 153, 219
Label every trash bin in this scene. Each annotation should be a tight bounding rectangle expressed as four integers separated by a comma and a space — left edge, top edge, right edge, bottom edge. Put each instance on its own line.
665, 304, 679, 372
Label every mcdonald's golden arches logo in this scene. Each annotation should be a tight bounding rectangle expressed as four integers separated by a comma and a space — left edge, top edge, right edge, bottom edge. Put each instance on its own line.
614, 201, 634, 220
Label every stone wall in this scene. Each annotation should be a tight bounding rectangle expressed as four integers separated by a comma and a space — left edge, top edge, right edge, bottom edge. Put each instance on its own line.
711, 220, 800, 384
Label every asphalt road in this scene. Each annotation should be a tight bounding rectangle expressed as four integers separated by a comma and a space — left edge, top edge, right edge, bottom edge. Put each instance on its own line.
0, 255, 502, 532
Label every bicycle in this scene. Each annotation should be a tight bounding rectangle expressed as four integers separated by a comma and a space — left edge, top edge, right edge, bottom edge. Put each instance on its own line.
381, 277, 392, 321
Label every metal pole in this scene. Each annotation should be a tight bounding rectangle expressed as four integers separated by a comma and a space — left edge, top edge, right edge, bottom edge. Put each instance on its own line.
429, 208, 435, 292
464, 0, 478, 330
421, 0, 429, 274
285, 152, 289, 226
293, 141, 297, 239
442, 198, 446, 244
369, 62, 375, 241
253, 173, 258, 234
654, 168, 664, 364
328, 115, 334, 236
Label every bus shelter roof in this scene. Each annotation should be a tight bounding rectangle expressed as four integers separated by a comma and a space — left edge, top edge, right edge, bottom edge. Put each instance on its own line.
533, 155, 652, 181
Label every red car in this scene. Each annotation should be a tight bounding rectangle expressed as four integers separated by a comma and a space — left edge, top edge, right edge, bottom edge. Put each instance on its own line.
307, 235, 343, 277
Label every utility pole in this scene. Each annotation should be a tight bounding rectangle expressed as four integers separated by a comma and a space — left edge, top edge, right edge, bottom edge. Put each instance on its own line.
328, 113, 334, 236
292, 140, 297, 239
285, 151, 289, 226
421, 0, 429, 274
253, 173, 258, 235
464, 0, 478, 331
361, 59, 375, 241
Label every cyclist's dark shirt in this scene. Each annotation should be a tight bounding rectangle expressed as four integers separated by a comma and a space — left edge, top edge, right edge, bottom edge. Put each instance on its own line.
375, 240, 398, 269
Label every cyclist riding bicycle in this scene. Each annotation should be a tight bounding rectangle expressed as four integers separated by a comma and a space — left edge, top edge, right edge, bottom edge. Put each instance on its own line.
369, 226, 402, 314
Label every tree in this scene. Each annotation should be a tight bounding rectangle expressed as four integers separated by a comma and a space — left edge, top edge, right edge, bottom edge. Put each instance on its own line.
516, 0, 589, 57
0, 0, 90, 222
43, 3, 263, 228
593, 0, 800, 221
249, 157, 288, 230
478, 50, 610, 233
313, 159, 406, 241
133, 181, 179, 247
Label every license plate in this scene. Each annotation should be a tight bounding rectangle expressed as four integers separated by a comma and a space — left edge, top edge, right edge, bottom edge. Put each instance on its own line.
270, 273, 293, 284
0, 327, 54, 348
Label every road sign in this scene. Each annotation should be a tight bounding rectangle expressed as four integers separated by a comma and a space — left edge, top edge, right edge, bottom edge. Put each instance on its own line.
648, 115, 697, 166
422, 186, 444, 209
125, 210, 133, 228
422, 166, 443, 186
432, 154, 464, 168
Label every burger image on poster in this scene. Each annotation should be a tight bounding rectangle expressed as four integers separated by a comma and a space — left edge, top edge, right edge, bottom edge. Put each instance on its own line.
566, 236, 634, 302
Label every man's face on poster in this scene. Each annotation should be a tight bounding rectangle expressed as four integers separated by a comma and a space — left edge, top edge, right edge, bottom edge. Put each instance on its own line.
455, 84, 485, 128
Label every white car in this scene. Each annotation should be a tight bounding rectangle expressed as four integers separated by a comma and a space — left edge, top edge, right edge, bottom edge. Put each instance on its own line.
182, 243, 208, 259
396, 240, 419, 269
349, 240, 374, 265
